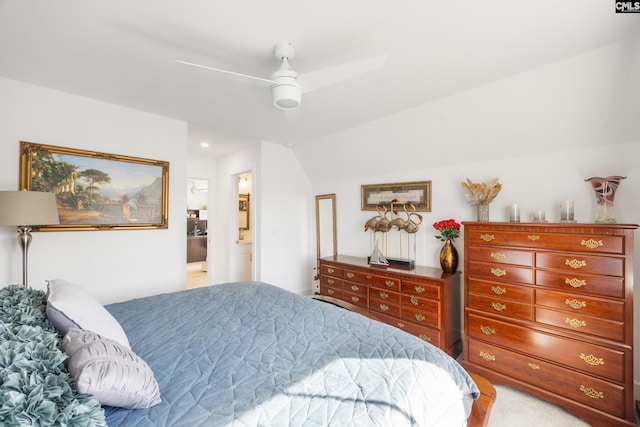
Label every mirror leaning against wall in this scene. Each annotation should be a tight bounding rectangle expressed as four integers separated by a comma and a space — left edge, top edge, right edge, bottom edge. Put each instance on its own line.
316, 194, 337, 260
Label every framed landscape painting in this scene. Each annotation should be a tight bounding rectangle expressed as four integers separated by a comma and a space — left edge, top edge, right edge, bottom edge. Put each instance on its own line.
361, 181, 432, 212
19, 141, 169, 231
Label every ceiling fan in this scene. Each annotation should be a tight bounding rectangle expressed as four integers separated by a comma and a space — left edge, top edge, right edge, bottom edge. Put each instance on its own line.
176, 41, 387, 120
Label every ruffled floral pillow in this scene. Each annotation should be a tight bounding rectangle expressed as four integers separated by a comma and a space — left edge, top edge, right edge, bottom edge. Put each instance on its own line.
0, 285, 106, 426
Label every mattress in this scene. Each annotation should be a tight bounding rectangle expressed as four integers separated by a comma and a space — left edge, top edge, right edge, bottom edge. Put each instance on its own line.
104, 282, 479, 426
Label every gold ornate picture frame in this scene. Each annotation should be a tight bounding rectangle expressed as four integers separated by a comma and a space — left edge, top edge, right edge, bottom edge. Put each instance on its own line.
20, 141, 169, 231
361, 181, 431, 212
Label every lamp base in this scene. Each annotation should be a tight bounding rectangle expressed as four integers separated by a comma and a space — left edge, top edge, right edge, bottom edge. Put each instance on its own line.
17, 226, 32, 287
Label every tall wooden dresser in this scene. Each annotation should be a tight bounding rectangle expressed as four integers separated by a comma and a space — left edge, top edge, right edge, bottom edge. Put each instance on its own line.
461, 222, 637, 427
319, 255, 462, 358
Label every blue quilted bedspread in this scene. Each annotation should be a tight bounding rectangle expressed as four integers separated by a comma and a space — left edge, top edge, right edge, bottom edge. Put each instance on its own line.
104, 283, 479, 426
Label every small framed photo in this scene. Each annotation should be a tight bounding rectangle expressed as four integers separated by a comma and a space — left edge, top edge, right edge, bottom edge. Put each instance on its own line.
361, 181, 431, 212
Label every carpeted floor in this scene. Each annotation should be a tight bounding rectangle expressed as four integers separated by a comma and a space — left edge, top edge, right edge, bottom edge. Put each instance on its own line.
488, 385, 591, 427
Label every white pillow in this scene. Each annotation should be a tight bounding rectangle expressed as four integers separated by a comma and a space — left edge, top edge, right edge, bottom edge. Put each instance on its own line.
63, 328, 161, 409
46, 279, 130, 348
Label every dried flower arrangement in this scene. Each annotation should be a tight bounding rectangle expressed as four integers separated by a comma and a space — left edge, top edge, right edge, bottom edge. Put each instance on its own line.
460, 178, 502, 221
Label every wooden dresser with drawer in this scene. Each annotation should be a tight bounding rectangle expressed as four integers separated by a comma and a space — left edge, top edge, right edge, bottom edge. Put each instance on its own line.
319, 254, 461, 358
461, 222, 637, 427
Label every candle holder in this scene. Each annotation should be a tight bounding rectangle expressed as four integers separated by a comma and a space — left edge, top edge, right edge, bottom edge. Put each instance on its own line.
509, 203, 520, 222
532, 210, 547, 223
559, 200, 576, 223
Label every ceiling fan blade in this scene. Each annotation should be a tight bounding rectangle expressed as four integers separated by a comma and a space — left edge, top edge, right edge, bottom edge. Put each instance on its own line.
282, 107, 301, 122
297, 53, 388, 93
175, 60, 276, 86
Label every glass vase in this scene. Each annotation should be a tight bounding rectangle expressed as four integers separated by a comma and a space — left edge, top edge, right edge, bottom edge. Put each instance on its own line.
585, 176, 626, 223
439, 240, 458, 274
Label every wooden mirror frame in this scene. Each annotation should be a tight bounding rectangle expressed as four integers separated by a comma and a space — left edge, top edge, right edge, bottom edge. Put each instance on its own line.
315, 194, 337, 259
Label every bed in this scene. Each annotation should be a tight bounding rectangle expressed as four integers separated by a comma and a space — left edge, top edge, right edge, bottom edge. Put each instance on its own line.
1, 281, 494, 426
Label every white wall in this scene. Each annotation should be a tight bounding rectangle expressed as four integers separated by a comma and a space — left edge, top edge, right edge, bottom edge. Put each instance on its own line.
293, 35, 640, 398
258, 142, 314, 295
0, 77, 188, 304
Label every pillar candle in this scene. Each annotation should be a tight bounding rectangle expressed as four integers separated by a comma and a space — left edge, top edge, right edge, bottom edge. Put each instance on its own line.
509, 203, 520, 222
561, 201, 574, 221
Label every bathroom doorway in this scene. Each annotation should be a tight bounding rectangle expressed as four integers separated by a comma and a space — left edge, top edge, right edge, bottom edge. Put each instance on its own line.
232, 172, 252, 282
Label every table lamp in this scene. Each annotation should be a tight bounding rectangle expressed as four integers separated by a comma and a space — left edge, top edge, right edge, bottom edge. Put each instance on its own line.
0, 191, 60, 287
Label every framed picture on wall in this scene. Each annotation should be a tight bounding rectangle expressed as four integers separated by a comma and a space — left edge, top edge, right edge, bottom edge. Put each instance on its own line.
361, 181, 431, 212
19, 141, 169, 231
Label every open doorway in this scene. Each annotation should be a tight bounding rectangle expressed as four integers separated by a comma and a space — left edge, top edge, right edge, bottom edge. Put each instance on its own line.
232, 172, 252, 282
187, 178, 209, 288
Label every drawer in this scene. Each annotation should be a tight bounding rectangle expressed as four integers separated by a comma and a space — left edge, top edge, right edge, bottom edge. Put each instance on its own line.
467, 246, 533, 266
535, 270, 624, 299
375, 312, 441, 345
467, 313, 624, 383
535, 307, 624, 342
320, 275, 342, 289
342, 290, 368, 309
343, 281, 368, 298
467, 339, 626, 418
401, 294, 439, 313
536, 289, 624, 322
468, 293, 533, 320
370, 288, 401, 305
321, 263, 343, 277
467, 230, 624, 255
468, 261, 533, 284
401, 280, 441, 299
319, 284, 342, 299
536, 252, 623, 277
402, 306, 439, 329
370, 300, 400, 317
343, 269, 400, 290
468, 279, 534, 303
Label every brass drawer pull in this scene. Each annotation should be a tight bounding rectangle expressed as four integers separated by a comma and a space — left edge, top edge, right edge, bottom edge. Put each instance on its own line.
581, 239, 603, 249
379, 292, 389, 299
528, 363, 540, 370
379, 304, 389, 312
414, 285, 425, 293
528, 235, 540, 241
415, 314, 425, 322
480, 325, 495, 335
491, 268, 506, 277
491, 252, 506, 261
566, 318, 586, 329
565, 277, 586, 288
328, 279, 335, 285
346, 272, 355, 279
396, 322, 405, 328
580, 353, 604, 366
351, 296, 360, 303
351, 285, 359, 292
327, 289, 335, 295
565, 299, 586, 309
327, 267, 335, 274
410, 295, 419, 306
480, 234, 495, 242
491, 302, 507, 312
565, 259, 587, 269
479, 351, 496, 362
366, 275, 372, 279
491, 286, 506, 295
385, 280, 395, 287
580, 385, 604, 399
419, 334, 431, 342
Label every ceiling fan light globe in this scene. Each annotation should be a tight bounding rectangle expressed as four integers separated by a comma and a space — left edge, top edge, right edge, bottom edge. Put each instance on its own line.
272, 83, 301, 109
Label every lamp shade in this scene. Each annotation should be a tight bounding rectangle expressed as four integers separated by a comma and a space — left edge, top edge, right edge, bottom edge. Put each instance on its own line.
0, 191, 60, 226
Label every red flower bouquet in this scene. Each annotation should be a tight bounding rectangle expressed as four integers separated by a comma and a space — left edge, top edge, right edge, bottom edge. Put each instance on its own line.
433, 219, 461, 242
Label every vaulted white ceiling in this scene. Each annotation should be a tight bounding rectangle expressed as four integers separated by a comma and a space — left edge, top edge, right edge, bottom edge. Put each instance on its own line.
1, 1, 638, 157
